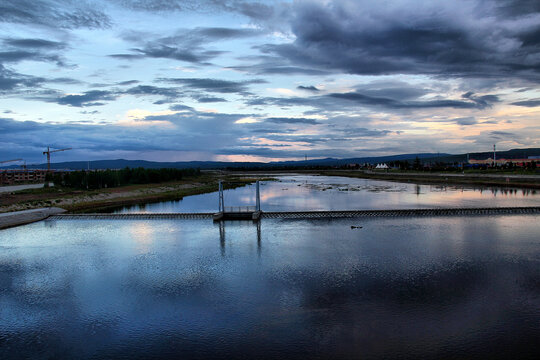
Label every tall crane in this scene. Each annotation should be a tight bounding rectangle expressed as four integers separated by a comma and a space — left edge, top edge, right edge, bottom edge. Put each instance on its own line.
43, 147, 72, 171
0, 158, 23, 164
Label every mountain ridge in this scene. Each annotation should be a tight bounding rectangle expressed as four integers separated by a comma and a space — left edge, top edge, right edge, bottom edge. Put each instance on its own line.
2, 148, 539, 170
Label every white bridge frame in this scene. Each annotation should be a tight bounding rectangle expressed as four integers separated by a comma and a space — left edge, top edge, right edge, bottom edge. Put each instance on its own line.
218, 180, 260, 213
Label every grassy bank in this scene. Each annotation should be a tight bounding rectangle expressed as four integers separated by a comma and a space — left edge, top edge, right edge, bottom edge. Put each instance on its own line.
315, 170, 540, 189
0, 174, 264, 214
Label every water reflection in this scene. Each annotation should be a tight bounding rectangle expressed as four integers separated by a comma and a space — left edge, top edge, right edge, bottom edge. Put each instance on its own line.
113, 175, 540, 214
217, 220, 262, 257
130, 222, 155, 254
1, 215, 539, 359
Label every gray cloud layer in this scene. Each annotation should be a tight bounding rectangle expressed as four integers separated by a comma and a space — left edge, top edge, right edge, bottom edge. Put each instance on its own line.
0, 0, 539, 161
252, 0, 540, 80
0, 0, 111, 29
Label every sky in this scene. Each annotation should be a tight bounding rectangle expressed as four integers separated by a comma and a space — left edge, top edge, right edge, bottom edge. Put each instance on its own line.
0, 0, 539, 164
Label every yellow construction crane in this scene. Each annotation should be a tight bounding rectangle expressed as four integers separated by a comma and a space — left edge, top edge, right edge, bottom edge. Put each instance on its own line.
43, 147, 72, 171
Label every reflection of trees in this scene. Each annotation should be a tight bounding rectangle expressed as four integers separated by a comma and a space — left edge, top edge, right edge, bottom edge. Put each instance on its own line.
430, 184, 537, 198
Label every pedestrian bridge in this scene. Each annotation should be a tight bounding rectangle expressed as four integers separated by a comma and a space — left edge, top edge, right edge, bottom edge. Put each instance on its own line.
48, 206, 540, 221
42, 181, 540, 222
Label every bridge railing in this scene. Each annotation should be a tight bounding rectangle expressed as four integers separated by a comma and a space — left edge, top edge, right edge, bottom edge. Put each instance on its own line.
224, 206, 257, 213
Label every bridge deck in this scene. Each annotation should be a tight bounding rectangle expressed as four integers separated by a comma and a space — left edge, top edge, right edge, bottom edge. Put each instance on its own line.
47, 206, 540, 220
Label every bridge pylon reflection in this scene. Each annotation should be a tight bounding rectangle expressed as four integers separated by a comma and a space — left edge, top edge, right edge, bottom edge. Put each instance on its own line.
217, 220, 261, 257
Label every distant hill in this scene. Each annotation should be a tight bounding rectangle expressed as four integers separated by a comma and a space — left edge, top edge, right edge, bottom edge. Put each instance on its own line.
2, 159, 266, 170
2, 148, 539, 170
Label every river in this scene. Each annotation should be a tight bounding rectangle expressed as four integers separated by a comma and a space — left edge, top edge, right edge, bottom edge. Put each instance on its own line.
0, 175, 539, 359
113, 174, 539, 213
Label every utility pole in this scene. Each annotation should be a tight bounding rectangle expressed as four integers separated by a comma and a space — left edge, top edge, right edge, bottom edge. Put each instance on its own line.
493, 144, 496, 167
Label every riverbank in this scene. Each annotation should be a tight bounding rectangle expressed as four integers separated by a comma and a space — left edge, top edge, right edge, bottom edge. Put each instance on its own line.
0, 207, 66, 229
2, 170, 538, 214
0, 174, 261, 214
314, 170, 540, 189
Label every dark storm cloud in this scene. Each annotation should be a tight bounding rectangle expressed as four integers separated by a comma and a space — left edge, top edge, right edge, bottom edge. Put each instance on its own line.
461, 92, 501, 108
1, 38, 69, 67
111, 26, 262, 65
0, 111, 254, 160
216, 147, 312, 158
229, 63, 330, 75
158, 77, 265, 94
340, 127, 392, 137
215, 146, 364, 159
354, 81, 429, 100
113, 0, 286, 24
249, 128, 297, 134
0, 117, 40, 132
511, 100, 540, 107
297, 85, 320, 92
111, 0, 201, 12
169, 104, 195, 112
56, 90, 116, 107
3, 38, 66, 49
130, 46, 223, 64
247, 88, 499, 111
328, 90, 499, 110
494, 0, 540, 17
120, 26, 262, 46
0, 50, 65, 66
257, 0, 540, 81
0, 0, 111, 29
124, 85, 180, 99
229, 1, 274, 20
454, 117, 478, 126
184, 27, 262, 42
196, 97, 227, 103
265, 117, 319, 125
228, 53, 331, 75
34, 84, 182, 107
117, 80, 140, 86
108, 54, 145, 60
244, 95, 316, 107
262, 134, 327, 144
0, 65, 44, 90
46, 77, 83, 85
491, 130, 516, 137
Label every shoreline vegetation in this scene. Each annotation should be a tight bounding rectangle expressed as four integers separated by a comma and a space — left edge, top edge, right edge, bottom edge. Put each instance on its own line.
0, 173, 266, 214
0, 170, 538, 214
315, 169, 540, 189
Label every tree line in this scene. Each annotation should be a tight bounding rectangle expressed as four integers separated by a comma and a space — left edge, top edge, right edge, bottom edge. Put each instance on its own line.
51, 167, 200, 189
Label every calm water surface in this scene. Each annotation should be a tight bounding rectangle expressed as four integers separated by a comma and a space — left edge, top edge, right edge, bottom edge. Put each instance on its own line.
114, 175, 539, 213
1, 176, 539, 358
1, 214, 539, 359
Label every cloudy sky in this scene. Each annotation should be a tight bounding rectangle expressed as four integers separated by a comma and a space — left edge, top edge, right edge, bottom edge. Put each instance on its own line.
1, 0, 539, 163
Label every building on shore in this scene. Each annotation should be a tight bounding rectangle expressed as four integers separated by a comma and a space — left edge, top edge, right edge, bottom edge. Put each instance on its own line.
1, 169, 49, 185
468, 157, 539, 167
